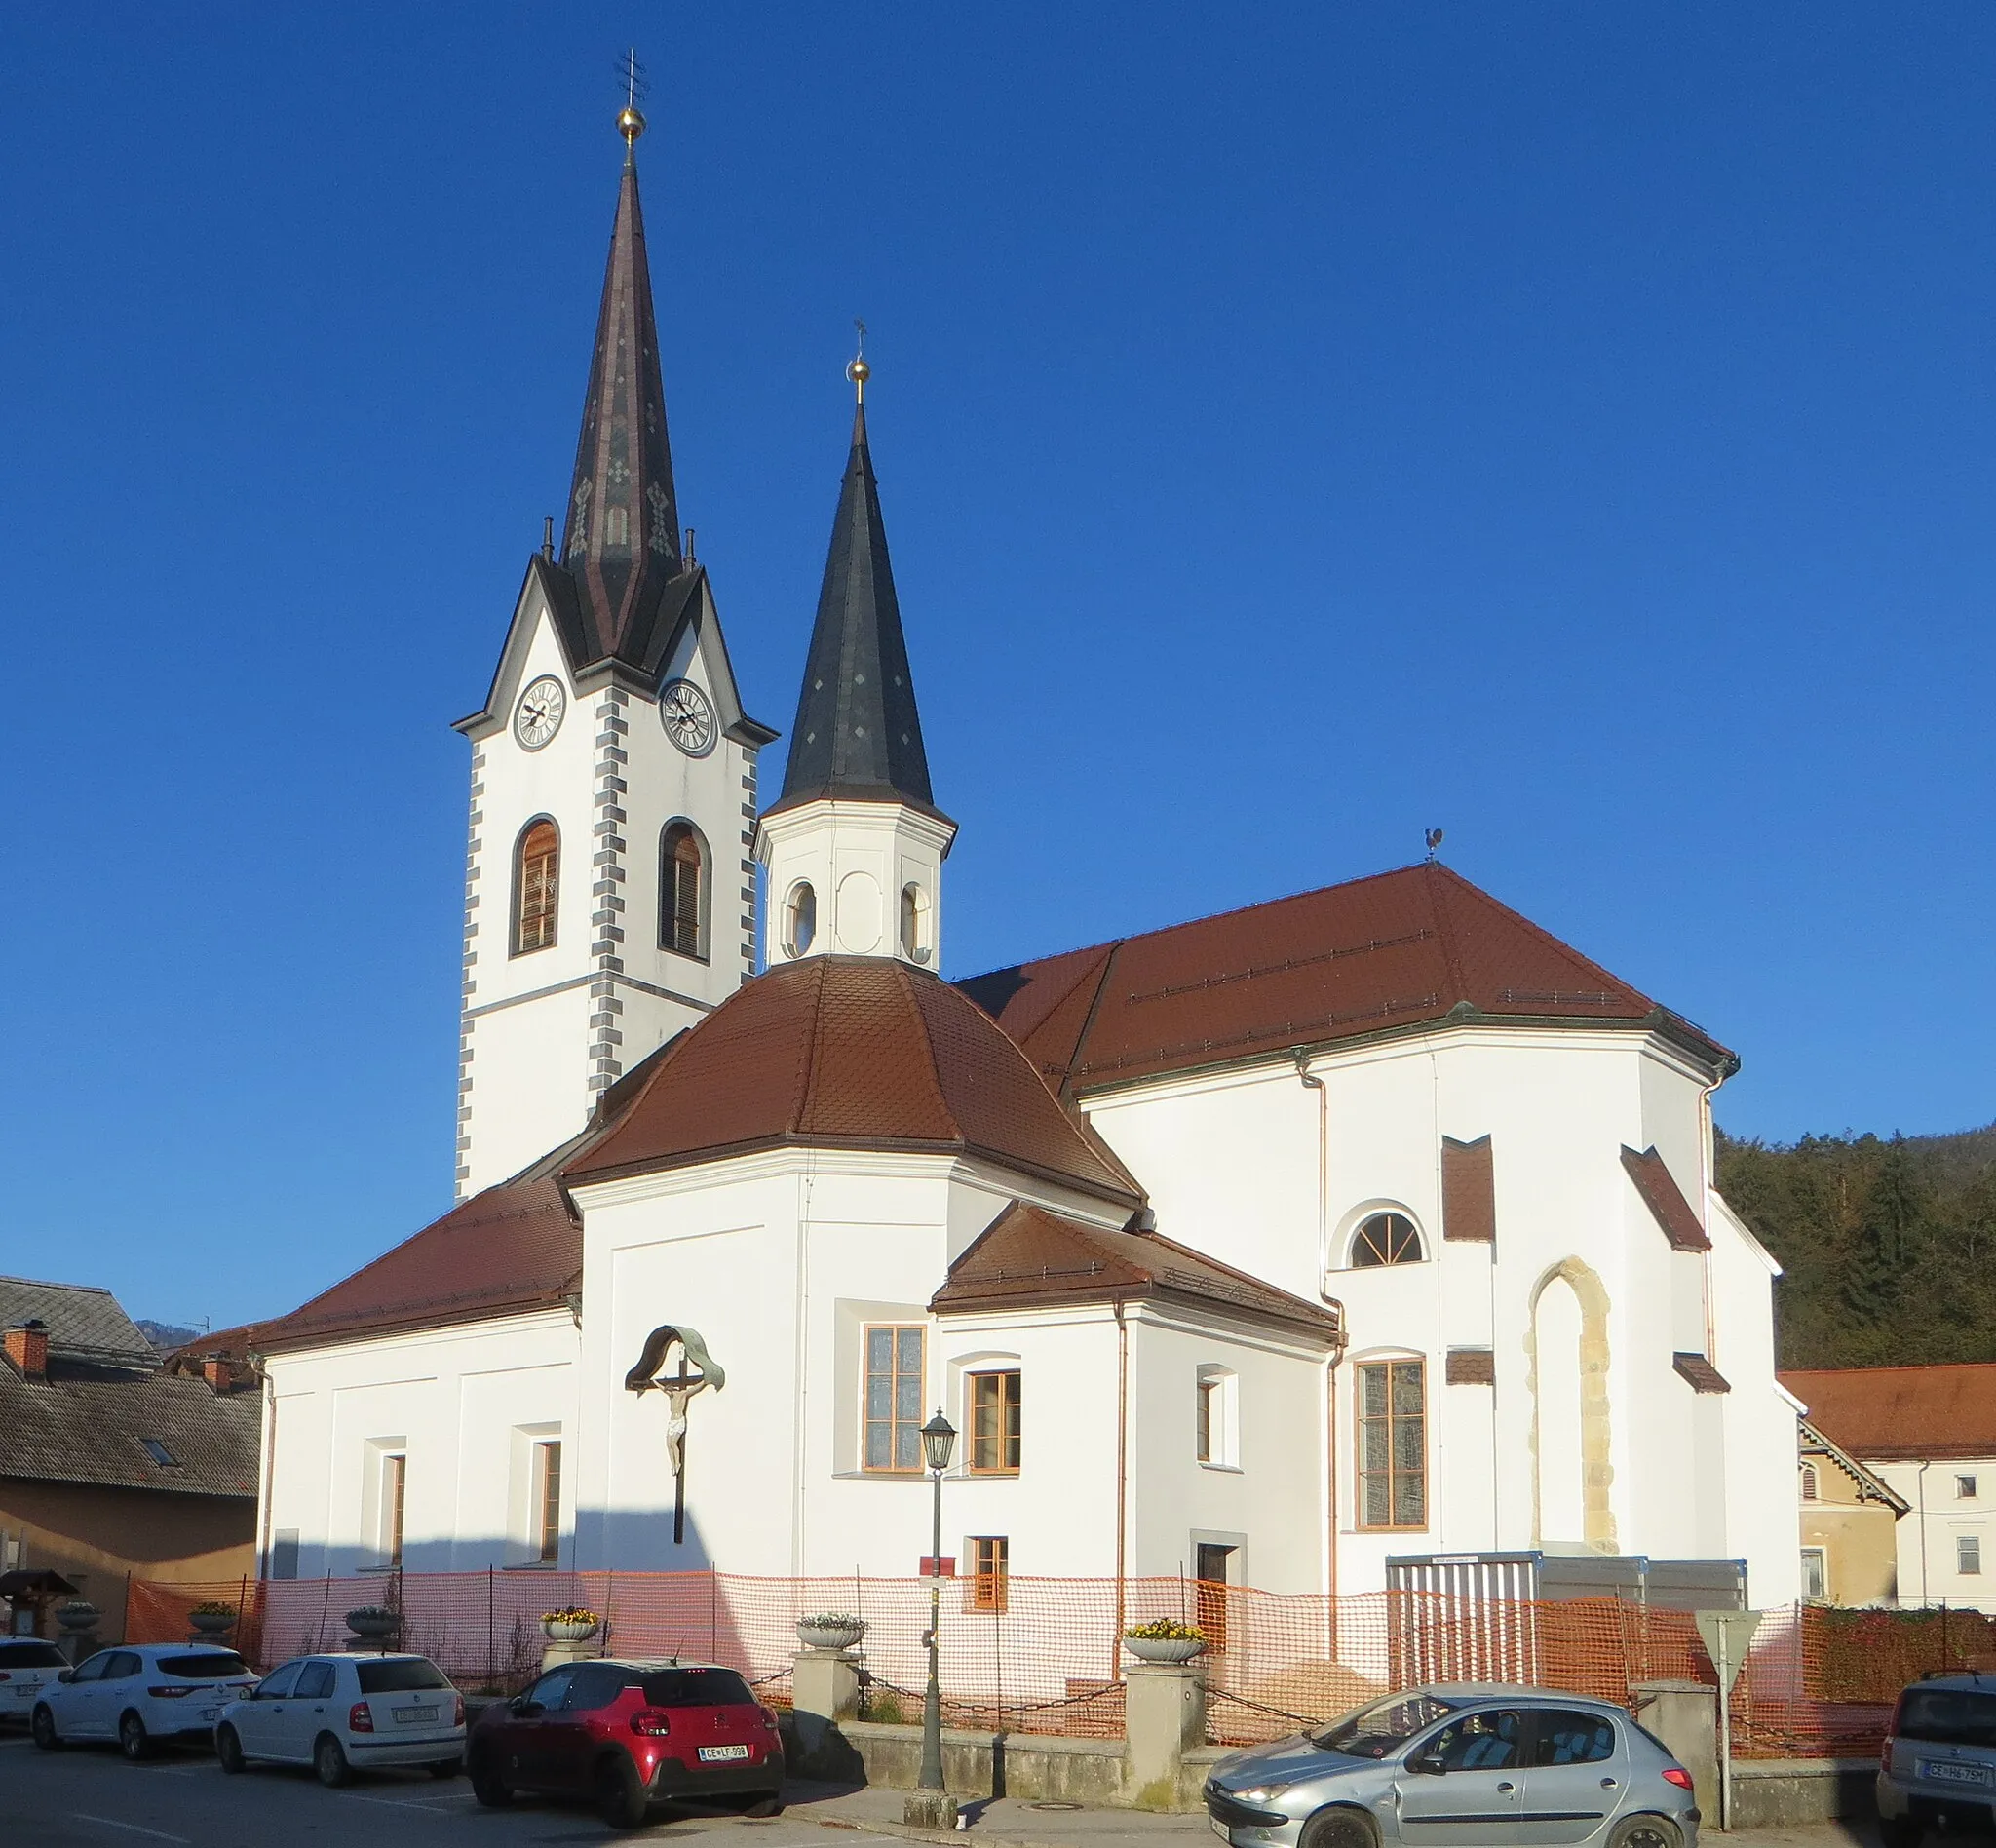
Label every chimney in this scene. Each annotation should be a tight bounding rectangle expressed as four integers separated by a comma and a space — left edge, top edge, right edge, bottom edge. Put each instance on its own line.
201, 1355, 232, 1394
5, 1320, 50, 1381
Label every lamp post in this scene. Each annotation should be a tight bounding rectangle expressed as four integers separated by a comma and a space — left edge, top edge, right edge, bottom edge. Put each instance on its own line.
906, 1408, 957, 1829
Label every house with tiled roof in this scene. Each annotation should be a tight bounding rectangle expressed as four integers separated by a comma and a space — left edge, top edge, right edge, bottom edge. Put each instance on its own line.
0, 1279, 260, 1639
250, 112, 1799, 1608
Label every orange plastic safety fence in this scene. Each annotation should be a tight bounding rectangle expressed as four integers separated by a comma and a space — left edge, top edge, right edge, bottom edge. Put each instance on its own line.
120, 1572, 1908, 1756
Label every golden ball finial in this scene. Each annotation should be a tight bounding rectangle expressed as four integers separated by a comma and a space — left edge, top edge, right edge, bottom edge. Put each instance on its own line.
846, 357, 871, 387
618, 104, 647, 146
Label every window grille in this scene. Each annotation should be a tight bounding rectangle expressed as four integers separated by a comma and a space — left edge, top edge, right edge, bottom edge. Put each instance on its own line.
1357, 1358, 1426, 1529
864, 1326, 925, 1472
969, 1371, 1021, 1473
1351, 1213, 1424, 1267
662, 824, 704, 957
515, 821, 558, 953
970, 1536, 1009, 1612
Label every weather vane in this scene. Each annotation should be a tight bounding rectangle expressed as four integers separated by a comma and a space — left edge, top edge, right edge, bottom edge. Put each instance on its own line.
1425, 828, 1445, 861
616, 47, 648, 148
847, 317, 870, 403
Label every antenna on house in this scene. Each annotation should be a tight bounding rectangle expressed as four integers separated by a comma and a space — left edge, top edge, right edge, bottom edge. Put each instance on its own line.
542, 517, 555, 560
1425, 828, 1445, 861
683, 526, 696, 563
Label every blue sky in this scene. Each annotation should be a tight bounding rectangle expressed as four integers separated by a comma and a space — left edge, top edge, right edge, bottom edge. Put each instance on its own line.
3, 5, 1991, 1332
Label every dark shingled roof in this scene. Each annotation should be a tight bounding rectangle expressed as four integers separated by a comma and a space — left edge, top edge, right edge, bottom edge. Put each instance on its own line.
930, 1202, 1342, 1342
1621, 1145, 1711, 1251
252, 1174, 583, 1354
770, 404, 939, 817
0, 1277, 157, 1367
958, 861, 1733, 1096
565, 956, 1139, 1205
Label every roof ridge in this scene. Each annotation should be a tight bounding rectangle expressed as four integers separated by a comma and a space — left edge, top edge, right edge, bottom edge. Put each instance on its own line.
893, 961, 965, 1140
789, 957, 834, 1136
1429, 863, 1659, 1010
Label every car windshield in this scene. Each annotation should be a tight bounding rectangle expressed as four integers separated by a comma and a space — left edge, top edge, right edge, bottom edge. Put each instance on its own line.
1312, 1693, 1458, 1756
1900, 1688, 1996, 1749
357, 1659, 451, 1694
156, 1653, 250, 1679
638, 1668, 756, 1707
0, 1642, 66, 1667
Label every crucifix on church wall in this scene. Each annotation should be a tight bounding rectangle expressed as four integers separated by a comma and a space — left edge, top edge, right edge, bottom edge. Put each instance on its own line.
623, 1325, 726, 1546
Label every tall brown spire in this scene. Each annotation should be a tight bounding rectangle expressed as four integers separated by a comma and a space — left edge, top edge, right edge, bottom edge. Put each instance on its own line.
559, 132, 682, 661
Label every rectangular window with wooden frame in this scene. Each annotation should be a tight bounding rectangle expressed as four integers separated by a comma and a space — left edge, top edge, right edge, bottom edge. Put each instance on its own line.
1356, 1358, 1426, 1530
381, 1452, 407, 1565
864, 1326, 927, 1473
970, 1536, 1009, 1612
533, 1440, 562, 1563
969, 1370, 1021, 1474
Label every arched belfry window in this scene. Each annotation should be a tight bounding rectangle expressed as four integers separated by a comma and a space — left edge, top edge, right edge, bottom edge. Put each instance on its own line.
661, 821, 708, 960
513, 819, 559, 955
1350, 1212, 1424, 1268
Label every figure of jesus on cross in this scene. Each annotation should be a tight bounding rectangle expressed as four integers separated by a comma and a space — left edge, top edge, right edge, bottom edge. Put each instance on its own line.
623, 1325, 726, 1546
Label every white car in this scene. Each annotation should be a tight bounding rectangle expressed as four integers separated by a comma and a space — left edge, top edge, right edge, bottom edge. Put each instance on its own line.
31, 1643, 259, 1758
0, 1638, 68, 1725
215, 1652, 465, 1786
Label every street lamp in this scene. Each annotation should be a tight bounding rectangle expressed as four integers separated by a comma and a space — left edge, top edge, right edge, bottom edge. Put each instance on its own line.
907, 1408, 957, 1829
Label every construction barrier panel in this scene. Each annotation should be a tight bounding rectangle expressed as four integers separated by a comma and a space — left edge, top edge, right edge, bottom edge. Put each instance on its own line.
122, 1572, 1985, 1753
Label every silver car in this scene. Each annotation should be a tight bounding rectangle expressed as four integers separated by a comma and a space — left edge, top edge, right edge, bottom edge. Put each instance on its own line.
1206, 1684, 1700, 1848
1876, 1674, 1996, 1848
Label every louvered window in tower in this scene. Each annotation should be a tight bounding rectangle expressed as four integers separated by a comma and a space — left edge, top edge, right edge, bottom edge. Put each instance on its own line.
515, 820, 559, 954
662, 823, 705, 958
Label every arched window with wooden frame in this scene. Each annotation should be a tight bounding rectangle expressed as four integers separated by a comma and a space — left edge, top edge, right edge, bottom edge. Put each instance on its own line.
513, 818, 559, 955
660, 821, 709, 960
1350, 1211, 1425, 1268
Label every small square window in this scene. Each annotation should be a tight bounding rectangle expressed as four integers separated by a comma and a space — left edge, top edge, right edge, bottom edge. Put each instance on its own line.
1960, 1475, 1978, 1501
140, 1439, 178, 1468
1960, 1534, 1982, 1576
1800, 1547, 1827, 1601
970, 1537, 1009, 1612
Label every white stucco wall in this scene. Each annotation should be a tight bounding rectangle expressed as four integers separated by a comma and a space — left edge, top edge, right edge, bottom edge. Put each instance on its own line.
1862, 1456, 1996, 1612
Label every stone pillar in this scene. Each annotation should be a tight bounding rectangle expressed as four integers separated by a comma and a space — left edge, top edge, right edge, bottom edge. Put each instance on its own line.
1632, 1678, 1718, 1815
1124, 1661, 1208, 1808
540, 1637, 597, 1672
787, 1647, 864, 1779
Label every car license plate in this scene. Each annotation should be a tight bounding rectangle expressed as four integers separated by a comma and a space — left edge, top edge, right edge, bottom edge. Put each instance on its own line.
699, 1744, 750, 1762
198, 1707, 219, 1723
1211, 1822, 1232, 1842
394, 1706, 440, 1724
1922, 1760, 1992, 1787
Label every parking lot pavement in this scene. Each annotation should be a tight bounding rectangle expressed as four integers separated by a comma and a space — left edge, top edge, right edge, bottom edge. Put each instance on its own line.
0, 1731, 902, 1848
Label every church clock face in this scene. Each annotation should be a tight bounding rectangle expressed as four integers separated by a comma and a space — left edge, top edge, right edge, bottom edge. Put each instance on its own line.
659, 677, 716, 757
514, 676, 566, 751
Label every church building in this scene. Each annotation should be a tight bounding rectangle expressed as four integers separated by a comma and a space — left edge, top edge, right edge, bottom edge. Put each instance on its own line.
249, 114, 1800, 1609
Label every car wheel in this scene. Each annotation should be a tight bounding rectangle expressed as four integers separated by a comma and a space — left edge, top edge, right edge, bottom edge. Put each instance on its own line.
1607, 1817, 1682, 1848
469, 1748, 513, 1807
1881, 1822, 1924, 1848
745, 1792, 785, 1818
595, 1753, 650, 1829
427, 1755, 462, 1779
1298, 1809, 1380, 1848
118, 1712, 152, 1762
314, 1733, 352, 1788
30, 1705, 60, 1751
215, 1724, 246, 1774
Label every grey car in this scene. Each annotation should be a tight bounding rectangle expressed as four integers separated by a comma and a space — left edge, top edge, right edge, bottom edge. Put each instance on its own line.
1205, 1684, 1700, 1848
1876, 1674, 1996, 1847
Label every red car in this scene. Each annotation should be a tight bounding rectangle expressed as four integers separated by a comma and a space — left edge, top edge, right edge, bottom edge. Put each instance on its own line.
470, 1658, 784, 1829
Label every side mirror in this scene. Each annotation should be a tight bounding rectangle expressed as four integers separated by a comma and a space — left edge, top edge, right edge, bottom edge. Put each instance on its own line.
57, 1670, 75, 1684
1409, 1754, 1447, 1777
510, 1696, 544, 1717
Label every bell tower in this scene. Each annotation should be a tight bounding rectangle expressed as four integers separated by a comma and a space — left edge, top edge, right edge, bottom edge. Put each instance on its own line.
757, 354, 955, 968
450, 106, 776, 1197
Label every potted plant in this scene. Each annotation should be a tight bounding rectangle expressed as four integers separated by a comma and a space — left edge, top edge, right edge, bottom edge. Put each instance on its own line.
187, 1600, 237, 1636
345, 1604, 399, 1640
541, 1605, 599, 1642
795, 1610, 867, 1651
56, 1600, 98, 1635
1123, 1618, 1208, 1663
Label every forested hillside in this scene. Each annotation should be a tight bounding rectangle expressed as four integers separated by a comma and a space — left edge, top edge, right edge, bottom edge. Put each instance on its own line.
1716, 1123, 1996, 1368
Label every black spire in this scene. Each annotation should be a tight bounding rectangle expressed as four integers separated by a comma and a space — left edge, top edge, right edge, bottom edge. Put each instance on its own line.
777, 400, 937, 811
558, 140, 683, 663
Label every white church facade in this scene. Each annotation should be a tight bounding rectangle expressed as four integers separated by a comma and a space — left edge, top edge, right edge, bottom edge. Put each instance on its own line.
248, 119, 1801, 1610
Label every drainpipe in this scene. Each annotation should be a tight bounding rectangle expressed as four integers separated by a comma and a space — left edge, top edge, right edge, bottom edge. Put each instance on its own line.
1113, 1299, 1130, 1678
1919, 1462, 1932, 1604
1295, 1050, 1336, 1598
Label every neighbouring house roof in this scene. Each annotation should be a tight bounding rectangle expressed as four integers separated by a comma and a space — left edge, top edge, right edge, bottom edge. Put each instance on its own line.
1781, 1364, 1996, 1463
251, 1174, 583, 1355
956, 861, 1734, 1096
1799, 1415, 1910, 1513
1621, 1146, 1711, 1251
564, 955, 1142, 1205
0, 1277, 158, 1367
0, 1325, 259, 1500
929, 1202, 1343, 1343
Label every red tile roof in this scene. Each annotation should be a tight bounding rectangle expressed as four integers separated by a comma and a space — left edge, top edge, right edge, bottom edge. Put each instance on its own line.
254, 1174, 582, 1353
930, 1202, 1343, 1341
958, 862, 1732, 1094
1621, 1145, 1711, 1251
1781, 1365, 1996, 1462
565, 956, 1141, 1205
